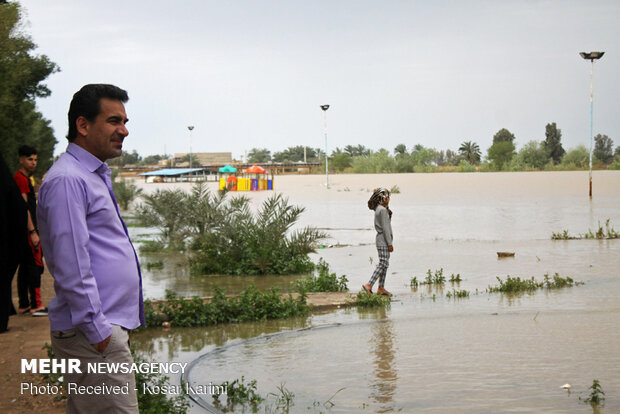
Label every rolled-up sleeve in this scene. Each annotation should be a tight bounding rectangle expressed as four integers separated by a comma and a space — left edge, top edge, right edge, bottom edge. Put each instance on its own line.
38, 176, 112, 344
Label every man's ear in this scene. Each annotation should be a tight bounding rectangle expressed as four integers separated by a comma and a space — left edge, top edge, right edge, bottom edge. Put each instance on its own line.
76, 116, 90, 138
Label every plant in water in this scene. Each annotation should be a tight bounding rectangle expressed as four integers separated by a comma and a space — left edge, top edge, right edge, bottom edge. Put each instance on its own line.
143, 286, 309, 328
212, 376, 264, 412
552, 219, 619, 240
293, 259, 348, 293
582, 379, 605, 406
410, 276, 419, 288
112, 178, 143, 210
488, 273, 580, 293
351, 291, 390, 307
144, 260, 164, 270
133, 350, 190, 413
137, 183, 327, 275
449, 273, 462, 283
138, 240, 166, 253
137, 188, 189, 250
446, 289, 470, 299
268, 383, 295, 412
551, 230, 578, 240
389, 184, 401, 194
190, 189, 327, 275
585, 219, 619, 239
421, 268, 446, 285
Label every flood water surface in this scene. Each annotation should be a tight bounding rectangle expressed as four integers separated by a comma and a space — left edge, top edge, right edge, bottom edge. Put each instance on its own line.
132, 171, 620, 413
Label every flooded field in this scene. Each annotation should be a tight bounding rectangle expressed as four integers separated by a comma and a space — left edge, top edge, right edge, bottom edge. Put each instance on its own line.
132, 171, 620, 413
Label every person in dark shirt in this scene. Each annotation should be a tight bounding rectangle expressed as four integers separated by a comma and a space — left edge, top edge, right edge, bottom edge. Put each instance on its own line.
1, 153, 27, 332
13, 145, 47, 316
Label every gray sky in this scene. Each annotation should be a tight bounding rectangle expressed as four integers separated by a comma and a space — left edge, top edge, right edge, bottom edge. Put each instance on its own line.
19, 0, 620, 159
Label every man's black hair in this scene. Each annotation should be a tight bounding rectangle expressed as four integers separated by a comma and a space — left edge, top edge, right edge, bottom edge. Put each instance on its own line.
18, 145, 38, 157
67, 84, 129, 142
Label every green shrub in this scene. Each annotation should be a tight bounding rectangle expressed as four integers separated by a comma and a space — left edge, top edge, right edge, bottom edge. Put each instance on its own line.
457, 159, 476, 172
293, 259, 348, 293
137, 184, 327, 275
144, 286, 310, 328
112, 178, 143, 210
138, 240, 167, 253
351, 291, 390, 307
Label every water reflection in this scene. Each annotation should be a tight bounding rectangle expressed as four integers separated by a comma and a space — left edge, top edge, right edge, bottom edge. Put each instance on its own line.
132, 316, 310, 360
139, 251, 306, 299
369, 307, 398, 413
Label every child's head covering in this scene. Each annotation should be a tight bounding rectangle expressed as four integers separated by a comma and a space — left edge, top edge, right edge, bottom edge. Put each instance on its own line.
368, 188, 391, 212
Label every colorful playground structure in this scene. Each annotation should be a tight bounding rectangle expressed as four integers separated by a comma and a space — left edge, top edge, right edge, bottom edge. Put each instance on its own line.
218, 165, 274, 191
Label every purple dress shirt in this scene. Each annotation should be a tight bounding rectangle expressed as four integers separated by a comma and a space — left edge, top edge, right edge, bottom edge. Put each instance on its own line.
38, 143, 144, 344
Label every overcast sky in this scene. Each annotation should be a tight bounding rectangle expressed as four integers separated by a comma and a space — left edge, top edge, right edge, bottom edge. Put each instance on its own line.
18, 0, 620, 159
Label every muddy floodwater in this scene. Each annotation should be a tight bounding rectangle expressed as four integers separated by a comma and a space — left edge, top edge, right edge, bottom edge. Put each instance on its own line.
132, 171, 620, 413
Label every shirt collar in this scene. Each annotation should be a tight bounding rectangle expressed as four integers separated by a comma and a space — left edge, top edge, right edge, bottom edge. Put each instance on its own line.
66, 143, 109, 175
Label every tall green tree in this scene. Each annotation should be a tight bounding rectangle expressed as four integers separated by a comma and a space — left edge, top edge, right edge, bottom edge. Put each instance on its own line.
108, 149, 142, 167
0, 1, 59, 175
458, 141, 481, 165
493, 128, 516, 144
487, 141, 516, 170
543, 122, 565, 164
272, 146, 317, 162
247, 148, 271, 163
593, 134, 614, 164
516, 141, 549, 170
561, 145, 589, 168
343, 144, 370, 157
394, 144, 407, 155
330, 152, 352, 171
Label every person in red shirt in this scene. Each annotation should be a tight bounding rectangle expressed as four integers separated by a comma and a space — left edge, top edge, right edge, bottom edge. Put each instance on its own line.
13, 145, 47, 316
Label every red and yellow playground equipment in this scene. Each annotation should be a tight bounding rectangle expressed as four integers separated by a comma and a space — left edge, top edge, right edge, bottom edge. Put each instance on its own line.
218, 165, 274, 191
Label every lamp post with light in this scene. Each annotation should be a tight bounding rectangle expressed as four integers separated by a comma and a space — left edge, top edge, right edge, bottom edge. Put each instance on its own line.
187, 125, 194, 178
579, 51, 604, 198
320, 105, 330, 188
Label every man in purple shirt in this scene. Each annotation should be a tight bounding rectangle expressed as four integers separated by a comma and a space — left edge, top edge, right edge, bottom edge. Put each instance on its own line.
38, 84, 143, 413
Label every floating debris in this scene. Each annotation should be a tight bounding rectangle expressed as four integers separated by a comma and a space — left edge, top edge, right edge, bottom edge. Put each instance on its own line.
497, 251, 515, 258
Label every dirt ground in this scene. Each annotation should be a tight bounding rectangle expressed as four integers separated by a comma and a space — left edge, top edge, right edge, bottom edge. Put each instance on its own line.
0, 268, 64, 413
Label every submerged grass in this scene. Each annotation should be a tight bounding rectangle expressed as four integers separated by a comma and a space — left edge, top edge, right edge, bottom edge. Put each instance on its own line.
488, 273, 582, 293
143, 286, 309, 328
446, 289, 470, 299
212, 378, 342, 413
552, 219, 619, 240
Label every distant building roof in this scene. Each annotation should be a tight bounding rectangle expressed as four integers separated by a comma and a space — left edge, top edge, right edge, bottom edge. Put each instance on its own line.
138, 168, 203, 176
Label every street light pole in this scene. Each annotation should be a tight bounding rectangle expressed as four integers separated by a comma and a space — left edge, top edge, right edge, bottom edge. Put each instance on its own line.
187, 125, 194, 178
579, 51, 604, 199
320, 105, 330, 188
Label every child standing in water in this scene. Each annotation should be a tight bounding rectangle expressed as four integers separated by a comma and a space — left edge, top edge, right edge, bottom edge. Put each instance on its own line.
363, 188, 393, 296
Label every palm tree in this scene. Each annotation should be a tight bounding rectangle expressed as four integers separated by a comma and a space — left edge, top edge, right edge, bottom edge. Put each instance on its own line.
458, 141, 481, 165
394, 143, 407, 155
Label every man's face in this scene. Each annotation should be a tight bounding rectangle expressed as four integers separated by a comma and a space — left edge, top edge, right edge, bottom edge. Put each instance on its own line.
19, 154, 37, 175
78, 98, 129, 161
